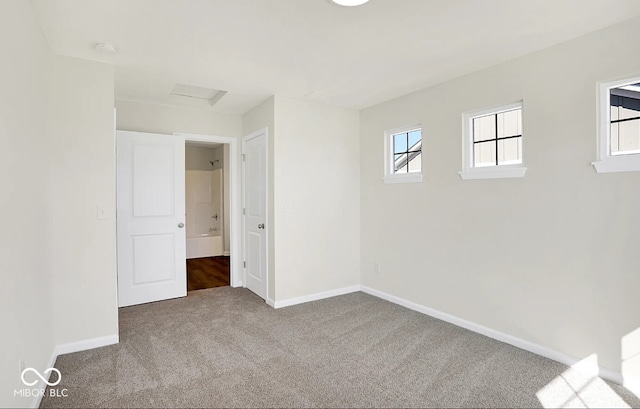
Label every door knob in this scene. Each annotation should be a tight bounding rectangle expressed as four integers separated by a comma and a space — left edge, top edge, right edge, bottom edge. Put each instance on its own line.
258, 223, 265, 229
178, 223, 185, 228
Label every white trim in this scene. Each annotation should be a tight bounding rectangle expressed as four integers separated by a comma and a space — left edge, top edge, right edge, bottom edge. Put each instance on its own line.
594, 75, 640, 174
223, 250, 231, 257
54, 334, 119, 356
174, 133, 242, 288
461, 101, 525, 180
241, 128, 269, 301
266, 298, 276, 307
384, 123, 423, 184
271, 285, 361, 309
458, 165, 526, 180
31, 334, 120, 408
592, 156, 640, 173
359, 285, 624, 386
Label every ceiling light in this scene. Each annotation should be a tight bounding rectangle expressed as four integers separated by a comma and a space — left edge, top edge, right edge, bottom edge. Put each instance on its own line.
331, 0, 370, 6
94, 42, 117, 54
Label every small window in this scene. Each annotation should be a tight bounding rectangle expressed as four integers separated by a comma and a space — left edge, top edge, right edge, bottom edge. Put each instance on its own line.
459, 101, 526, 180
593, 77, 640, 173
384, 125, 422, 183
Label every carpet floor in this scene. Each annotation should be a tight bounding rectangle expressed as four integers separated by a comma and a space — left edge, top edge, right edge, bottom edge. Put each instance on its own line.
41, 288, 640, 408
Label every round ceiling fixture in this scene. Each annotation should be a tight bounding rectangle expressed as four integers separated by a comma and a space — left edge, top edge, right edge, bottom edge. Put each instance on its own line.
331, 0, 370, 6
94, 42, 117, 54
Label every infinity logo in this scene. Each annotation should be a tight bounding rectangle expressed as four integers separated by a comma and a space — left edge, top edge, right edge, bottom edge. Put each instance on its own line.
21, 368, 61, 387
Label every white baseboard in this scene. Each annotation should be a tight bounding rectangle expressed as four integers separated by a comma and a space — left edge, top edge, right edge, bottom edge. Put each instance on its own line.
54, 334, 119, 356
31, 334, 119, 408
223, 251, 231, 256
266, 298, 276, 308
271, 285, 361, 309
359, 285, 624, 386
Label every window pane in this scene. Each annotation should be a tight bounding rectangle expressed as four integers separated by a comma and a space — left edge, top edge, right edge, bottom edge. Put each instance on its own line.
474, 140, 496, 167
611, 104, 619, 121
620, 106, 640, 120
394, 133, 407, 154
407, 152, 421, 173
394, 153, 407, 173
611, 122, 619, 154
615, 119, 640, 155
610, 89, 640, 119
498, 136, 522, 165
497, 109, 521, 138
473, 115, 496, 142
408, 130, 421, 149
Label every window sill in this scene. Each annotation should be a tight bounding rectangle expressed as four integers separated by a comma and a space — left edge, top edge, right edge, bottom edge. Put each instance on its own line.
383, 173, 423, 184
592, 155, 640, 173
458, 166, 526, 180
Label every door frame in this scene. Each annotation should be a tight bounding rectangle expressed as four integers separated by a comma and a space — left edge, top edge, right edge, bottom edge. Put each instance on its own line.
175, 132, 243, 288
242, 128, 269, 301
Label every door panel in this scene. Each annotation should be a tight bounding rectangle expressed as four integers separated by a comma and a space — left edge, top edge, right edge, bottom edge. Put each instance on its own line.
132, 144, 174, 216
117, 130, 186, 307
132, 234, 175, 284
243, 130, 267, 300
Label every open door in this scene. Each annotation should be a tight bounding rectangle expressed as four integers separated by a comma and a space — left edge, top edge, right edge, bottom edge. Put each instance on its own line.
116, 130, 186, 307
242, 129, 268, 300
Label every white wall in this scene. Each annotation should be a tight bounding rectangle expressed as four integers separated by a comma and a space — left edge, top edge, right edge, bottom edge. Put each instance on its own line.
185, 145, 221, 170
360, 16, 640, 377
241, 96, 361, 302
0, 2, 54, 406
46, 55, 118, 347
115, 100, 241, 137
273, 96, 360, 301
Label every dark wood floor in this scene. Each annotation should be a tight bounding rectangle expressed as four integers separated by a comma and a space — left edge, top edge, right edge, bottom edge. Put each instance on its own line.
186, 256, 230, 291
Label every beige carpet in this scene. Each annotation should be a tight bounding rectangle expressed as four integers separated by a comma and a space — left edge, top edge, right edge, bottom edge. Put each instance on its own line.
41, 287, 640, 408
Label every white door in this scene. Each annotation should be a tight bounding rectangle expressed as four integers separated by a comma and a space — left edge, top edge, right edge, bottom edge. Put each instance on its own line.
116, 130, 186, 307
242, 130, 268, 300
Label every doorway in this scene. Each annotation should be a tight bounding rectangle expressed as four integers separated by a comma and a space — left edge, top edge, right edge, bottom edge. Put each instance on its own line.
184, 141, 229, 291
179, 133, 242, 291
116, 131, 242, 307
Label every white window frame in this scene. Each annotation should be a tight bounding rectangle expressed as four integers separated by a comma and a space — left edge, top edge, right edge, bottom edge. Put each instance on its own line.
592, 75, 640, 173
383, 124, 423, 184
459, 101, 526, 180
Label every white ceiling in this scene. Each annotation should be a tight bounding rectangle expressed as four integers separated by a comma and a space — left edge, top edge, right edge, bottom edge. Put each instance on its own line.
31, 0, 640, 115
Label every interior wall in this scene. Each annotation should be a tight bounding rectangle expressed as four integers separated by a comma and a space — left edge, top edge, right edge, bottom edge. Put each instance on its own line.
185, 145, 221, 170
115, 100, 241, 137
0, 2, 54, 406
360, 16, 640, 375
242, 97, 276, 298
46, 55, 118, 347
273, 96, 360, 301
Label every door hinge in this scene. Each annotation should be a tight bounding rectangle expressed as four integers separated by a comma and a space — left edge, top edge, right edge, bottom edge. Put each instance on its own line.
243, 261, 246, 268
243, 208, 246, 215
242, 154, 246, 162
